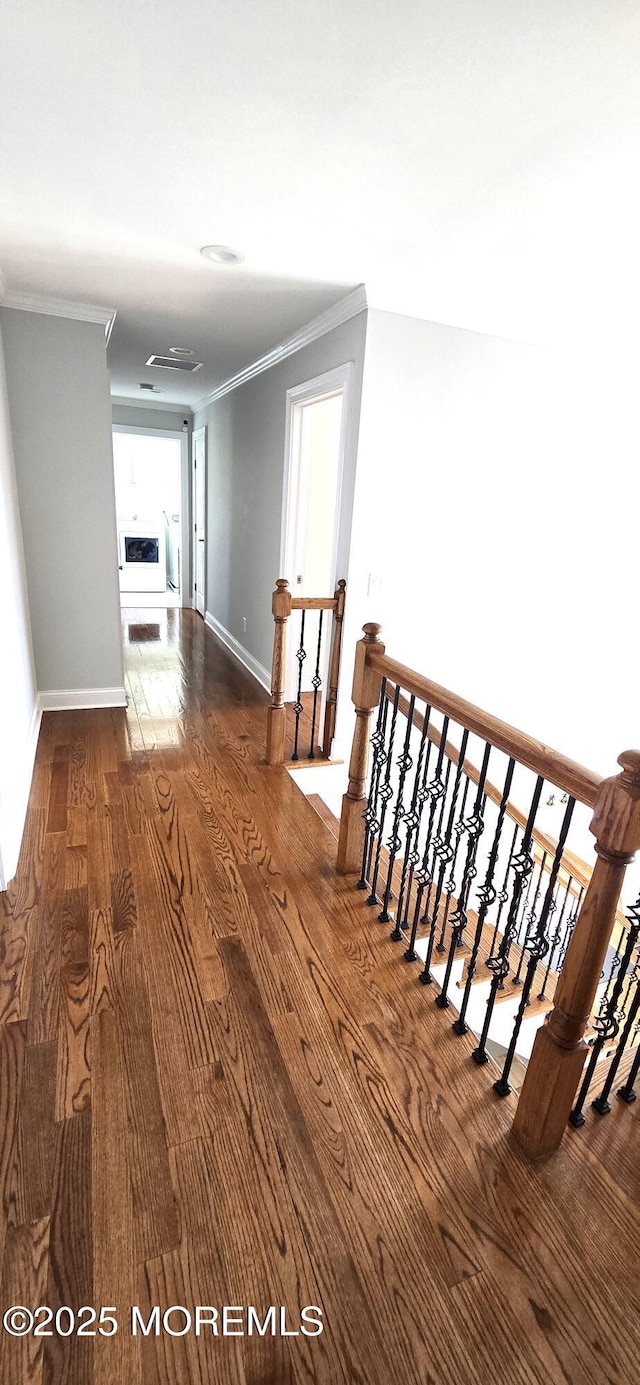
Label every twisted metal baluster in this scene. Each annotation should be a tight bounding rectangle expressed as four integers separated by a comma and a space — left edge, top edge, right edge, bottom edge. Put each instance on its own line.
424, 729, 470, 936
404, 722, 450, 965
291, 610, 306, 762
380, 696, 416, 928
418, 757, 455, 984
367, 684, 401, 906
395, 707, 432, 941
358, 678, 389, 891
473, 776, 544, 1065
618, 1013, 640, 1104
570, 895, 640, 1123
494, 795, 575, 1096
454, 756, 516, 1035
537, 874, 574, 1001
308, 609, 324, 759
555, 884, 584, 973
513, 851, 547, 986
487, 821, 520, 960
437, 741, 491, 1009
435, 776, 471, 953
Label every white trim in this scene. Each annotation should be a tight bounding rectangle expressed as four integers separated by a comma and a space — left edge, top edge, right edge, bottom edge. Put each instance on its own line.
39, 686, 127, 711
112, 424, 190, 604
0, 289, 117, 341
0, 264, 7, 301
192, 426, 206, 614
205, 612, 270, 692
111, 395, 193, 415
280, 362, 352, 584
194, 285, 367, 410
0, 694, 43, 891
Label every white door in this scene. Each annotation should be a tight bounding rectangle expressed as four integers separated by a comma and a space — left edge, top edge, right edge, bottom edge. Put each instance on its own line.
192, 427, 206, 617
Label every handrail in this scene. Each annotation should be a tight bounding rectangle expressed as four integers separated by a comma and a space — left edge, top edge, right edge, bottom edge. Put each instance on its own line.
370, 650, 602, 808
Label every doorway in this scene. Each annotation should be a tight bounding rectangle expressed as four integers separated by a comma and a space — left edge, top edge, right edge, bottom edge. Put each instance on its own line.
112, 426, 188, 608
281, 364, 350, 700
192, 426, 206, 617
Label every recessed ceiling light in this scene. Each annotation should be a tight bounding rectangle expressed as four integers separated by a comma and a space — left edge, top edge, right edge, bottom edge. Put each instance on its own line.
200, 244, 244, 265
169, 347, 194, 357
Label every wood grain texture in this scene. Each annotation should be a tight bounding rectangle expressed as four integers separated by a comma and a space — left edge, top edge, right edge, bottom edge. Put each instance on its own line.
0, 607, 637, 1385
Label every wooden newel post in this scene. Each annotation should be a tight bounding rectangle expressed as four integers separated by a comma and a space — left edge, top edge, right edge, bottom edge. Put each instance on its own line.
513, 749, 640, 1159
337, 623, 385, 873
322, 579, 347, 759
266, 579, 291, 764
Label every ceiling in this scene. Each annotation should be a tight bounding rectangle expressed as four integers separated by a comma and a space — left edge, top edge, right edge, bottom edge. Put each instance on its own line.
1, 1, 639, 406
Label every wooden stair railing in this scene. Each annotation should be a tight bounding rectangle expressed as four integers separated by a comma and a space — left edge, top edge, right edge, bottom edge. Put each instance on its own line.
266, 577, 346, 766
337, 623, 640, 1159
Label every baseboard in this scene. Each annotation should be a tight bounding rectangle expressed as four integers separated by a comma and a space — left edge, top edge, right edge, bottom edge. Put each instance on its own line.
204, 612, 270, 692
39, 686, 127, 711
0, 694, 43, 891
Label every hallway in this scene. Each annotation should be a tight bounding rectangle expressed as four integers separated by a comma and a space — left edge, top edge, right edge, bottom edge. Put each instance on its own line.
0, 609, 638, 1384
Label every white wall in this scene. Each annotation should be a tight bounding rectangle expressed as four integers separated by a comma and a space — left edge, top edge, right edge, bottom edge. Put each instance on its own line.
1, 309, 124, 701
0, 321, 39, 888
194, 311, 367, 679
343, 308, 640, 787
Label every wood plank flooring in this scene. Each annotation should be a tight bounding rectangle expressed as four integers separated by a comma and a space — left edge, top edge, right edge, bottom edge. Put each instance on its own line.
1, 606, 638, 1384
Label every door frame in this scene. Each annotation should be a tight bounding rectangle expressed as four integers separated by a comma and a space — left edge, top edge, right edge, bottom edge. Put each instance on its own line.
112, 423, 190, 604
192, 425, 207, 614
279, 362, 352, 591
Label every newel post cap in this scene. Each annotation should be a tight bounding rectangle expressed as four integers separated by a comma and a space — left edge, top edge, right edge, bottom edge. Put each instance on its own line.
362, 622, 383, 642
591, 749, 640, 862
272, 578, 291, 618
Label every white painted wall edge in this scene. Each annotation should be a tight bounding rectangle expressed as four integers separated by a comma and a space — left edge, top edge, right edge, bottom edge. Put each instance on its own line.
39, 686, 127, 711
204, 612, 270, 692
0, 693, 43, 891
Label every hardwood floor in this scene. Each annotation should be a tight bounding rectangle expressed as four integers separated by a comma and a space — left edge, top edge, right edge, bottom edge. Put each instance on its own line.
1, 605, 639, 1384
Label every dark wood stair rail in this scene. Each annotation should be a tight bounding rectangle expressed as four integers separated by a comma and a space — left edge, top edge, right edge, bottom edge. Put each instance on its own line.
265, 577, 346, 765
337, 623, 640, 1159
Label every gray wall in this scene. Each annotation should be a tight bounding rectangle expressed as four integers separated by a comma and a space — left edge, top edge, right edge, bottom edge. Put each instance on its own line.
1, 309, 124, 694
112, 402, 191, 432
194, 311, 367, 676
0, 320, 38, 886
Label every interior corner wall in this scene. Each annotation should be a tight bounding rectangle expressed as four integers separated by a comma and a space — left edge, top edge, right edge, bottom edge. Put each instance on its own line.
345, 307, 639, 779
1, 308, 124, 700
0, 319, 39, 888
193, 310, 367, 679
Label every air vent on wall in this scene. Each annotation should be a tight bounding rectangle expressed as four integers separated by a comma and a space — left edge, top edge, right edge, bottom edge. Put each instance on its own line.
146, 355, 203, 372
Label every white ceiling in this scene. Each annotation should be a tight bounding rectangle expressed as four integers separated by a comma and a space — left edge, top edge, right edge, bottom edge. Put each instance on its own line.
1, 1, 639, 406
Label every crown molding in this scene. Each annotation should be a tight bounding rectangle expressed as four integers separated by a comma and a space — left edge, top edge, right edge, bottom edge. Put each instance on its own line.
194, 284, 367, 411
0, 289, 117, 342
111, 395, 193, 415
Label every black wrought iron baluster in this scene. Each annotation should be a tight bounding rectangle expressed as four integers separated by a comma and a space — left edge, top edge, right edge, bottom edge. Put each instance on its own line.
473, 775, 544, 1066
367, 683, 401, 906
556, 884, 584, 974
395, 707, 432, 939
494, 794, 575, 1096
435, 775, 471, 954
308, 609, 324, 759
513, 851, 547, 987
487, 821, 520, 959
418, 756, 455, 984
423, 729, 470, 941
570, 895, 640, 1124
454, 756, 516, 1035
380, 696, 416, 932
291, 609, 306, 762
358, 678, 389, 891
537, 874, 574, 1002
437, 741, 491, 1010
403, 720, 450, 965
